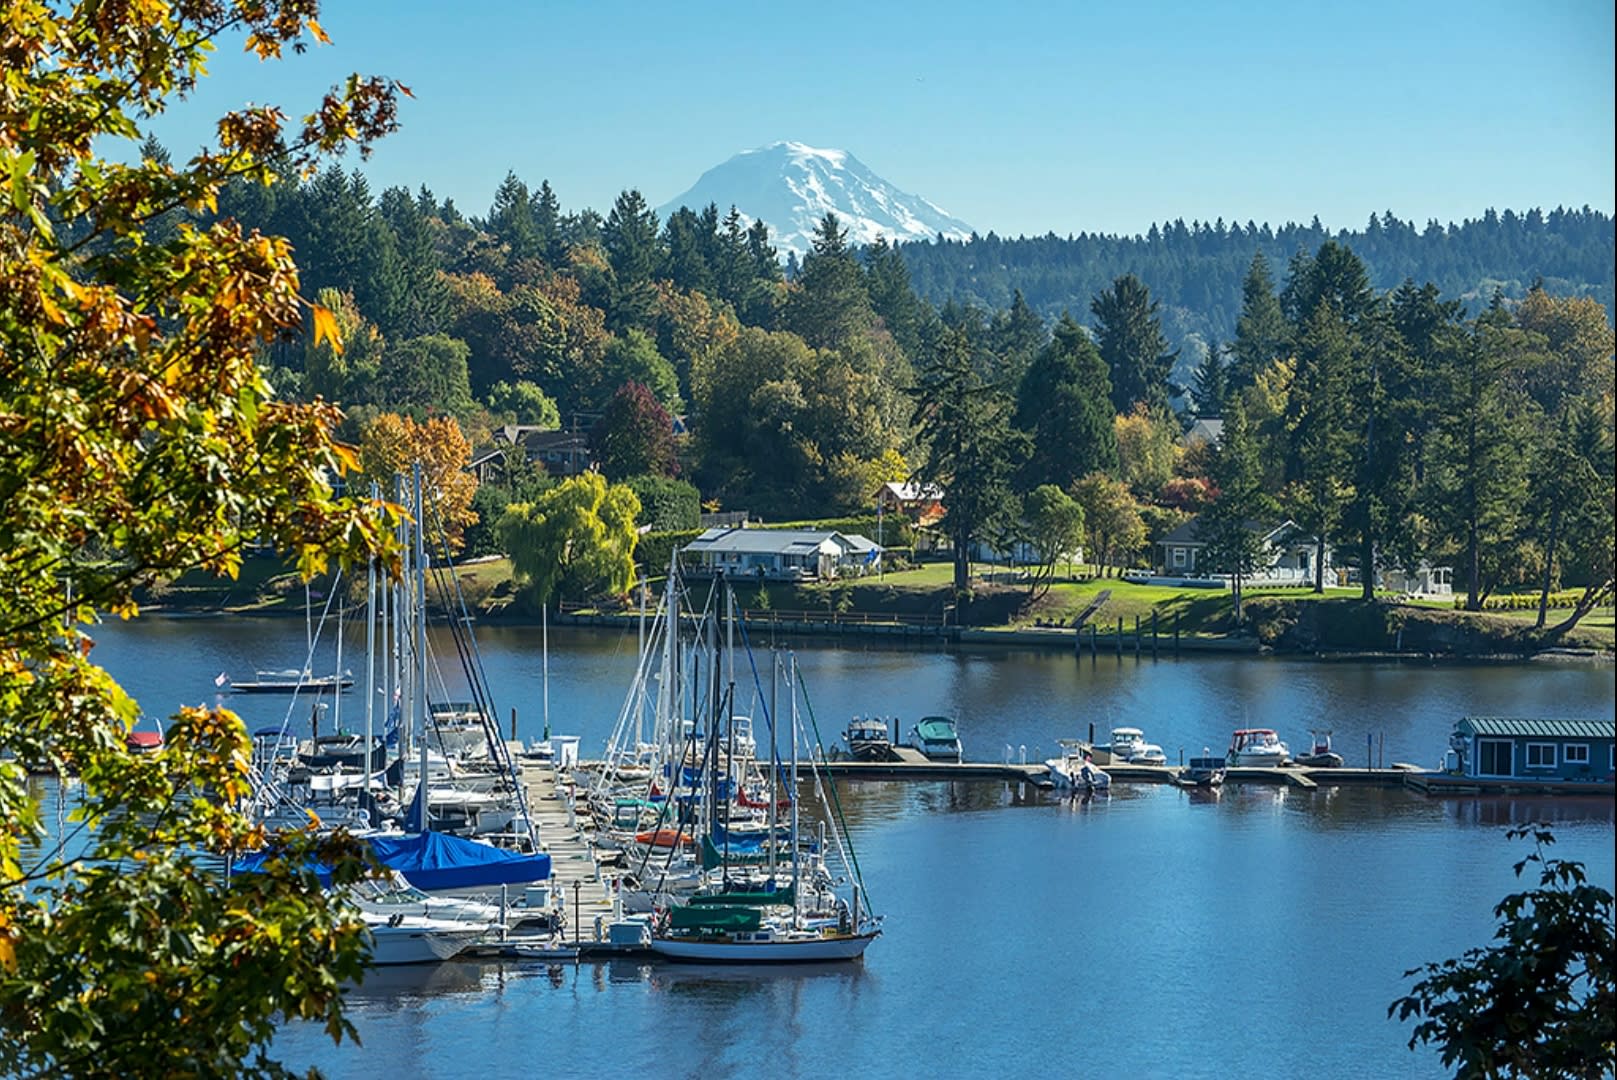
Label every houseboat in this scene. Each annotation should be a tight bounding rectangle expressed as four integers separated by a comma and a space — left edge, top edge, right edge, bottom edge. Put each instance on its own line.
1411, 716, 1616, 795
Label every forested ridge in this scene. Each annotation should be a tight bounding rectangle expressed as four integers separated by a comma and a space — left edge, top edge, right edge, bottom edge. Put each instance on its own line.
130, 153, 1614, 621
899, 208, 1615, 376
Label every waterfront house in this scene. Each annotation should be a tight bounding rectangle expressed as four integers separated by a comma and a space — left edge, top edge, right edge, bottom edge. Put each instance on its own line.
681, 526, 882, 581
1446, 717, 1616, 782
1180, 417, 1224, 448
875, 481, 945, 525
1155, 517, 1330, 584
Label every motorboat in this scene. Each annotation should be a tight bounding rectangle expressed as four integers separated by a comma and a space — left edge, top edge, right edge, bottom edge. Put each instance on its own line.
1180, 749, 1226, 787
1096, 726, 1144, 764
363, 913, 485, 965
227, 668, 354, 694
1227, 728, 1290, 767
844, 716, 894, 761
910, 716, 963, 761
1044, 740, 1111, 791
125, 729, 163, 754
1127, 742, 1168, 766
1295, 729, 1344, 768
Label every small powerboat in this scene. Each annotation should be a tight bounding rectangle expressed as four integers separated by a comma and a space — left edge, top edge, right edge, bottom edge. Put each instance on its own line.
1227, 728, 1290, 767
844, 716, 894, 761
1295, 729, 1344, 768
1180, 749, 1226, 787
1127, 742, 1168, 766
910, 716, 963, 762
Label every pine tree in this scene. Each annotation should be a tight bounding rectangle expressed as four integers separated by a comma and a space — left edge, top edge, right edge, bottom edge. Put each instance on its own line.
1231, 252, 1286, 389
487, 170, 538, 263
602, 189, 661, 330
1190, 339, 1230, 418
1286, 301, 1356, 592
784, 213, 875, 350
987, 289, 1046, 384
1091, 273, 1177, 414
1196, 402, 1274, 622
910, 326, 1029, 594
531, 179, 564, 266
1015, 314, 1117, 491
863, 236, 926, 359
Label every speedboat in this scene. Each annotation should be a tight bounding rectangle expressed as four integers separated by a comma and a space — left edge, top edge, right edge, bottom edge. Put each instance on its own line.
910, 716, 963, 761
844, 716, 894, 761
1180, 749, 1226, 787
363, 913, 485, 965
1227, 728, 1290, 767
1127, 742, 1168, 765
1098, 726, 1145, 764
1294, 729, 1344, 768
1044, 740, 1111, 791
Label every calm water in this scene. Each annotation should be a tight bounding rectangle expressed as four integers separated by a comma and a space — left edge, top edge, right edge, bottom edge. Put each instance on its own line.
88, 617, 1616, 1080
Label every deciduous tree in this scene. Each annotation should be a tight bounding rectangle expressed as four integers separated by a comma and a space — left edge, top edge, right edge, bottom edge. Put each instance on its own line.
0, 4, 405, 1075
359, 413, 479, 546
592, 381, 678, 479
498, 473, 641, 604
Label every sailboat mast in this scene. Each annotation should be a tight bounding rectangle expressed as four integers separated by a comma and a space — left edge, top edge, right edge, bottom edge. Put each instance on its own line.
332, 579, 343, 733
768, 650, 778, 880
541, 600, 549, 742
364, 503, 376, 799
789, 652, 800, 923
412, 464, 428, 762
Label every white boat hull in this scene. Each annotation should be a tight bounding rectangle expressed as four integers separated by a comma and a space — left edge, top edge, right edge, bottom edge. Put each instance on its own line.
365, 923, 482, 965
649, 931, 879, 963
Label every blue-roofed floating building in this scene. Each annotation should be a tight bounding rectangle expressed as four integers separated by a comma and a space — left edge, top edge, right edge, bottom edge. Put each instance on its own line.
1409, 716, 1616, 795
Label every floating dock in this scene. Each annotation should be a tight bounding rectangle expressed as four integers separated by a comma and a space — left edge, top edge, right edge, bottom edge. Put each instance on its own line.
800, 758, 1458, 792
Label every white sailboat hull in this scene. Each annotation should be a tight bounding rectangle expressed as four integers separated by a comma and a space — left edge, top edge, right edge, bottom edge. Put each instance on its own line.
649, 931, 878, 963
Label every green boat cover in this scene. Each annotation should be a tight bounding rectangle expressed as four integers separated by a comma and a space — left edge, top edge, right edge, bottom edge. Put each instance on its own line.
686, 886, 794, 908
668, 905, 761, 931
915, 717, 958, 741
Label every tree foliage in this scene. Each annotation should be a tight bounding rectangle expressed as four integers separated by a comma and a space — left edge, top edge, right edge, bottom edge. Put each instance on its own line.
592, 381, 678, 480
1023, 485, 1084, 599
0, 4, 405, 1075
497, 473, 641, 604
358, 413, 478, 547
1391, 827, 1615, 1080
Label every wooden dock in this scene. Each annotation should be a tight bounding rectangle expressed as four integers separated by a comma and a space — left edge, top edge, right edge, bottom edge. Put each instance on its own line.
799, 758, 1434, 790
520, 760, 616, 946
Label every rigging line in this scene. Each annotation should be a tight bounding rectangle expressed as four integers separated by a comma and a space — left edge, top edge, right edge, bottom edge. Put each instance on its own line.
794, 662, 870, 909
424, 505, 532, 839
733, 613, 792, 801
249, 569, 343, 812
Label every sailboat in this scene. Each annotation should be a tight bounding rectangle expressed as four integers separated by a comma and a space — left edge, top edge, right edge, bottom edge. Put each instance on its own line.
646, 578, 881, 963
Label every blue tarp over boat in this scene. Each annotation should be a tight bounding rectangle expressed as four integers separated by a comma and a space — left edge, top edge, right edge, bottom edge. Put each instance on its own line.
369, 831, 551, 891
233, 831, 551, 891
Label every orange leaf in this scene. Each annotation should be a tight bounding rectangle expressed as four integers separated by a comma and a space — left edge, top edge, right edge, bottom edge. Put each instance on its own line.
311, 303, 343, 356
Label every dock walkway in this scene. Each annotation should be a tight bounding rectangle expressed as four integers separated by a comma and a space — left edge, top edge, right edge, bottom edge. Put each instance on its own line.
520, 760, 615, 945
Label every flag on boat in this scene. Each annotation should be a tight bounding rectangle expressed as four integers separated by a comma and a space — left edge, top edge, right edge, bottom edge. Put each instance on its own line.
214, 671, 229, 687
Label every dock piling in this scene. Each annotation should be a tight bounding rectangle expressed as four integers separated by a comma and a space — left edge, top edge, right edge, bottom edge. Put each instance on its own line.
1151, 610, 1159, 659
1174, 612, 1180, 656
1116, 617, 1123, 658
1134, 615, 1141, 658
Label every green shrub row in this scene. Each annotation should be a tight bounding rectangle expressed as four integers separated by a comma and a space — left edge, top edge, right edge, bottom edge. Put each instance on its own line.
1455, 590, 1604, 611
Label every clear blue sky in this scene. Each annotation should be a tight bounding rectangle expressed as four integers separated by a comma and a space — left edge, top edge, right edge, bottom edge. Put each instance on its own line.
145, 0, 1616, 237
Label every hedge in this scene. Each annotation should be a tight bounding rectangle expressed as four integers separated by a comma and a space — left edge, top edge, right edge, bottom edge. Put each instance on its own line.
1456, 590, 1611, 611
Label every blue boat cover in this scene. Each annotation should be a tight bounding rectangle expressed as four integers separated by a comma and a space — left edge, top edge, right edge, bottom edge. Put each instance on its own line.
234, 831, 550, 891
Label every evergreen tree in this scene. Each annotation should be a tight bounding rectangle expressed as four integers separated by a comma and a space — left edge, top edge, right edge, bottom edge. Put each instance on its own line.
1196, 402, 1275, 622
987, 289, 1046, 384
1286, 301, 1356, 592
531, 179, 564, 265
602, 189, 662, 330
785, 213, 875, 350
378, 185, 449, 338
910, 326, 1029, 594
1091, 272, 1177, 414
486, 170, 538, 263
863, 236, 927, 358
1231, 252, 1287, 388
662, 206, 714, 296
1015, 314, 1117, 491
1190, 339, 1231, 418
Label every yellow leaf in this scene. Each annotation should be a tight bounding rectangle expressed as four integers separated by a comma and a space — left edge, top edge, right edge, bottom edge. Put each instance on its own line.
311, 303, 343, 356
307, 18, 331, 44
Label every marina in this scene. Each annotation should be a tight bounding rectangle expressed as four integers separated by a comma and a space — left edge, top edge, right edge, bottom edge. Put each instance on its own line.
72, 614, 1616, 1079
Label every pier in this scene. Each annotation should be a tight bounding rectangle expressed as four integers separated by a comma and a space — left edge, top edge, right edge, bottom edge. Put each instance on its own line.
798, 757, 1455, 791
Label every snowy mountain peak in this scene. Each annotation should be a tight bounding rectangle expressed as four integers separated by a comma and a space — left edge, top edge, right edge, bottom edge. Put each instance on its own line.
658, 142, 975, 256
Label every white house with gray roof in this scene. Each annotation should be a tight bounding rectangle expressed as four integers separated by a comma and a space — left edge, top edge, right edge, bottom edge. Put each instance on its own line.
681, 527, 882, 581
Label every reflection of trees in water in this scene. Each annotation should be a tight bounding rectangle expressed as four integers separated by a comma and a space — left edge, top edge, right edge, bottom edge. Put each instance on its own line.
1444, 796, 1617, 829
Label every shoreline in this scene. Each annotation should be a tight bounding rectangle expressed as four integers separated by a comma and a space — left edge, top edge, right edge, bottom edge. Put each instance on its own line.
132, 605, 1615, 666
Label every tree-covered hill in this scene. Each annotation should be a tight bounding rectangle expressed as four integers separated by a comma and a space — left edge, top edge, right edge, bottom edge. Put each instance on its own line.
898, 207, 1615, 359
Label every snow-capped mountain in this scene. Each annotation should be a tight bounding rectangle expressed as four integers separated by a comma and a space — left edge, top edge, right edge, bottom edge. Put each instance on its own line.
657, 141, 975, 256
